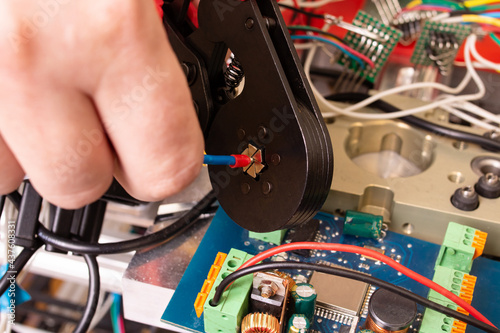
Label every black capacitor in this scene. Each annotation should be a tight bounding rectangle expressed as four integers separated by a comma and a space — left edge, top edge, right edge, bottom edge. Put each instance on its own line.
366, 289, 417, 333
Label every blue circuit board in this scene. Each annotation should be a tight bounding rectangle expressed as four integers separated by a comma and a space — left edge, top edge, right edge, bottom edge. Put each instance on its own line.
161, 209, 500, 333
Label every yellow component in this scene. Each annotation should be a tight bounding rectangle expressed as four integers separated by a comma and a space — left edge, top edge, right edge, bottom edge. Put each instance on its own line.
457, 306, 469, 316
460, 274, 477, 304
406, 0, 422, 8
464, 0, 500, 7
452, 320, 467, 333
462, 15, 500, 29
472, 230, 488, 259
194, 252, 227, 318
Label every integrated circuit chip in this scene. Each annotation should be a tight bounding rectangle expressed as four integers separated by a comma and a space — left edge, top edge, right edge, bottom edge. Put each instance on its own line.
309, 271, 369, 316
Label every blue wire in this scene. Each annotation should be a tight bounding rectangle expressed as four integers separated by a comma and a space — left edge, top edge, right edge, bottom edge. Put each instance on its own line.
111, 294, 122, 333
291, 35, 365, 68
203, 155, 236, 166
481, 12, 500, 18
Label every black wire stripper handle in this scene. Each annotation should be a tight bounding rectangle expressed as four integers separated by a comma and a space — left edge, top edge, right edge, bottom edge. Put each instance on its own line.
164, 0, 334, 232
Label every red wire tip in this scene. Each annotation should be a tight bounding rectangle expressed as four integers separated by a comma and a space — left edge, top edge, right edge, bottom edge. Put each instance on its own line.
230, 155, 252, 168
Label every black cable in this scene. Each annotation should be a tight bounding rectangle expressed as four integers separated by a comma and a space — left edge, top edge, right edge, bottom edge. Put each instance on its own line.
326, 92, 500, 152
0, 195, 5, 217
7, 191, 22, 210
210, 262, 499, 333
37, 190, 216, 255
73, 254, 100, 333
278, 3, 325, 19
0, 244, 42, 295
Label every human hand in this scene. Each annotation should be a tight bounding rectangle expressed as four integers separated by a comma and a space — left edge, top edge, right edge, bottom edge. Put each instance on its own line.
0, 0, 204, 208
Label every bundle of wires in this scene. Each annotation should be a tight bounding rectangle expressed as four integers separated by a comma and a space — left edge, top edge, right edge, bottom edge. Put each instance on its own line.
0, 189, 216, 332
209, 243, 500, 333
111, 294, 125, 333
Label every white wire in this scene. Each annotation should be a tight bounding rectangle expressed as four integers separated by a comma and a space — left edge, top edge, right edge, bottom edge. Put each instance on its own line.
431, 12, 451, 21
88, 293, 114, 331
469, 38, 500, 71
309, 35, 488, 119
441, 105, 499, 130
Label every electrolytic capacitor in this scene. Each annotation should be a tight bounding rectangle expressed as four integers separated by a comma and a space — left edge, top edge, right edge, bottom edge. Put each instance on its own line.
291, 283, 317, 320
287, 314, 310, 333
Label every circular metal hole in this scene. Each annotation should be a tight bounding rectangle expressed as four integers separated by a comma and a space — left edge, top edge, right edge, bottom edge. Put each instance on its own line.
448, 171, 465, 184
345, 122, 436, 179
402, 223, 415, 235
471, 156, 500, 176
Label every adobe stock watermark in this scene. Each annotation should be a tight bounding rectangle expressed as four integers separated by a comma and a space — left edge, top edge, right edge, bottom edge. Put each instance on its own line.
5, 219, 18, 326
52, 65, 170, 181
209, 105, 296, 196
8, 0, 71, 53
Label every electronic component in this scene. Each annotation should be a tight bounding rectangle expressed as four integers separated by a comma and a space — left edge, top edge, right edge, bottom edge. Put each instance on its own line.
392, 11, 438, 45
194, 252, 227, 317
241, 313, 280, 333
287, 314, 311, 333
365, 289, 417, 333
309, 271, 368, 316
249, 229, 287, 245
286, 219, 321, 257
250, 272, 290, 325
411, 21, 471, 75
203, 249, 254, 333
475, 173, 500, 199
334, 11, 402, 93
361, 246, 385, 262
291, 283, 317, 321
343, 211, 383, 239
435, 222, 487, 273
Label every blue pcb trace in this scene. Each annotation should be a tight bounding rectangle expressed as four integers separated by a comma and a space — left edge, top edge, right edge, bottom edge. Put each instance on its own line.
161, 209, 500, 333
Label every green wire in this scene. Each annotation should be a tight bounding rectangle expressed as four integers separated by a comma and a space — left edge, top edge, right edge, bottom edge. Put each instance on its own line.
490, 32, 500, 46
469, 4, 500, 10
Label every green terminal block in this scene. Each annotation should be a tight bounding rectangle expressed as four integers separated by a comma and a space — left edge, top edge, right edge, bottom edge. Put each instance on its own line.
343, 211, 383, 239
434, 222, 480, 273
419, 308, 466, 333
427, 266, 476, 305
248, 229, 286, 245
203, 249, 253, 333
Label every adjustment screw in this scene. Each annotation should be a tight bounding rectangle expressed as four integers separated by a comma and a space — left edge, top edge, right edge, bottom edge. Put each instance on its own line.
262, 181, 273, 195
241, 183, 251, 195
475, 173, 500, 199
245, 18, 255, 30
258, 280, 278, 298
451, 186, 479, 211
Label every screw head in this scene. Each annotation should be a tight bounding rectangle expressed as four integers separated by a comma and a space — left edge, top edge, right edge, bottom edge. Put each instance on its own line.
258, 280, 278, 298
262, 181, 273, 195
245, 18, 255, 30
241, 183, 251, 195
271, 154, 281, 166
238, 129, 246, 141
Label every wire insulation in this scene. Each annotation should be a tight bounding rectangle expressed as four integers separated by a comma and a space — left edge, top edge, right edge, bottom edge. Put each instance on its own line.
210, 262, 499, 333
238, 242, 496, 327
326, 92, 500, 151
37, 191, 216, 255
0, 245, 41, 296
73, 254, 100, 333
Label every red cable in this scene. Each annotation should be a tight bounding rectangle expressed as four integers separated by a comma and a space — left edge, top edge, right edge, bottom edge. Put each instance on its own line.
239, 242, 496, 328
